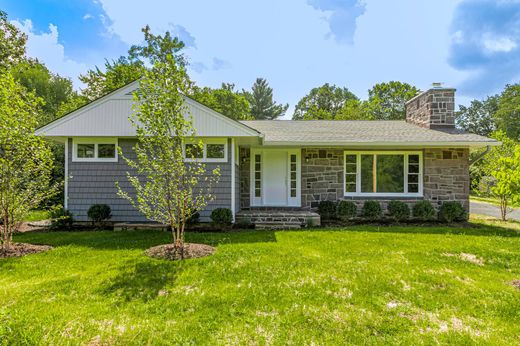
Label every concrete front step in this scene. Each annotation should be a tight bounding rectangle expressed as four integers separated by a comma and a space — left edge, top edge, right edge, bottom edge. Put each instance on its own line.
236, 210, 320, 229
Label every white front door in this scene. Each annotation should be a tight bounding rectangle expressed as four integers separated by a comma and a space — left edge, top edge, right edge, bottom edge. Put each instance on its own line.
250, 149, 301, 207
263, 151, 287, 206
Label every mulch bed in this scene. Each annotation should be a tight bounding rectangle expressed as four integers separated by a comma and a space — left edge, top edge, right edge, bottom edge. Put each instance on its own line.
145, 243, 215, 260
0, 243, 53, 258
512, 280, 520, 290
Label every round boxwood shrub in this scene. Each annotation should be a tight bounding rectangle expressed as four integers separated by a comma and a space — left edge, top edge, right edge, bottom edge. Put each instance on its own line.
438, 201, 466, 223
87, 204, 112, 226
49, 208, 74, 230
387, 201, 410, 222
362, 201, 382, 221
210, 208, 233, 226
336, 201, 357, 221
317, 200, 337, 221
412, 201, 436, 221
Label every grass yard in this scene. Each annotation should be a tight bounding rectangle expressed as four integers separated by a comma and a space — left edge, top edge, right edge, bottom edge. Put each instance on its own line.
1, 217, 520, 345
23, 210, 51, 222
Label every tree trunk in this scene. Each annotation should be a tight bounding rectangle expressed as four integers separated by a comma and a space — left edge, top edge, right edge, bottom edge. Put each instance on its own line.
500, 197, 508, 221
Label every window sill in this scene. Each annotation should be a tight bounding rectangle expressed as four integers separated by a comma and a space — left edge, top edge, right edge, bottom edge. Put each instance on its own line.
343, 195, 424, 201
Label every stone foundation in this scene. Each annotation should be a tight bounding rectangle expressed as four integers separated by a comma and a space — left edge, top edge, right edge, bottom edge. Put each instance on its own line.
236, 209, 320, 229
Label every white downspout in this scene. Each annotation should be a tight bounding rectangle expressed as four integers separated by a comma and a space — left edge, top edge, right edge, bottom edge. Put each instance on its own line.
231, 138, 236, 222
64, 138, 69, 209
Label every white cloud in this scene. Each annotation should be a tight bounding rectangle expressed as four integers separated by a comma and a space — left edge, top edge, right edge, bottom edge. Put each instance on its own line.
482, 34, 517, 53
83, 13, 93, 20
11, 19, 86, 88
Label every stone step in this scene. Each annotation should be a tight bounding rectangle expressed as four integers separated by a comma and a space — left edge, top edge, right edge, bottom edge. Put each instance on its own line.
255, 222, 301, 230
114, 223, 168, 231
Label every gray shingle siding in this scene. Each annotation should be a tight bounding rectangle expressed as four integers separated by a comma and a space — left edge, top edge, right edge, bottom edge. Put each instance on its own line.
67, 138, 232, 222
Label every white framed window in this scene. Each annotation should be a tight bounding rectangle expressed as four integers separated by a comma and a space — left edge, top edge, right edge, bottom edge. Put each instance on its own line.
344, 151, 423, 197
183, 139, 228, 163
73, 138, 118, 162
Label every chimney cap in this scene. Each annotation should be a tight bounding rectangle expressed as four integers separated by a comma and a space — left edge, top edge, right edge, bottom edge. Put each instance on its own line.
432, 82, 443, 89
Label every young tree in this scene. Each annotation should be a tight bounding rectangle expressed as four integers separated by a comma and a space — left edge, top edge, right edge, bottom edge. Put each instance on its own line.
456, 96, 498, 136
190, 83, 251, 120
490, 146, 520, 221
117, 26, 219, 258
292, 83, 358, 120
243, 78, 288, 120
0, 71, 56, 250
367, 81, 419, 120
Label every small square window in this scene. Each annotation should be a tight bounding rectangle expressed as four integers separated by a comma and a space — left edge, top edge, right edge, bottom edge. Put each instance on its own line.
77, 144, 95, 158
98, 144, 116, 158
185, 144, 203, 159
207, 144, 225, 159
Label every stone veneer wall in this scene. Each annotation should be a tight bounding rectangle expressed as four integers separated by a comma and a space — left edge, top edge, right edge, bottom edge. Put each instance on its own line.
239, 147, 470, 214
423, 148, 470, 211
405, 88, 455, 129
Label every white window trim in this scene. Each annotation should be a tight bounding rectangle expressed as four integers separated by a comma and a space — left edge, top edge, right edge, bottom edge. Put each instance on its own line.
183, 139, 228, 163
72, 138, 118, 162
344, 150, 423, 197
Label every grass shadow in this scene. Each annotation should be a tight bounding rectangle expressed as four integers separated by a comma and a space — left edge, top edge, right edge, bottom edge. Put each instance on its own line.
100, 259, 181, 303
12, 229, 278, 251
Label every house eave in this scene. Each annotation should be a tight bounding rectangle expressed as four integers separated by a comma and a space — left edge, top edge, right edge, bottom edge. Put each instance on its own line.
259, 140, 501, 148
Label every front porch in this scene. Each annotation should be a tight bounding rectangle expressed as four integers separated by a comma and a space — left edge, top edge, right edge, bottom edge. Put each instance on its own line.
235, 209, 320, 230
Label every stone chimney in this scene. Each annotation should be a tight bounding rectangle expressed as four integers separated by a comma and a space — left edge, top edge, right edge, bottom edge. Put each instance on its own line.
405, 85, 456, 129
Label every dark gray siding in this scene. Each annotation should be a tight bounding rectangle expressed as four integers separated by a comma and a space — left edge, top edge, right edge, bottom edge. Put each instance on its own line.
67, 138, 232, 222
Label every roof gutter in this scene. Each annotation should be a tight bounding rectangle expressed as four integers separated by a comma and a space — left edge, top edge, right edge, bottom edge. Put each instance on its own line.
469, 145, 491, 166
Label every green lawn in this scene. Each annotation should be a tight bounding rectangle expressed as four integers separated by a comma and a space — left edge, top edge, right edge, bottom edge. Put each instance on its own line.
2, 218, 520, 345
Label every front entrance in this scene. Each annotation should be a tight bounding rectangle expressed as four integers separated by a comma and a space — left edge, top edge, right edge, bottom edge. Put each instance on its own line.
250, 149, 301, 207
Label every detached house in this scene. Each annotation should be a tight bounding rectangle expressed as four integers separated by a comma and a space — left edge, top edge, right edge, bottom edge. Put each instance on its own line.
36, 81, 499, 227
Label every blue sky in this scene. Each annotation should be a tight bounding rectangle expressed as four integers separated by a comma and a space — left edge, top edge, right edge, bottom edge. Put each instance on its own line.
2, 0, 520, 118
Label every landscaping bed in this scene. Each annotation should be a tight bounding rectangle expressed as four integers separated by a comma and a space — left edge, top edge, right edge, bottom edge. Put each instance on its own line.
0, 242, 52, 258
145, 243, 215, 260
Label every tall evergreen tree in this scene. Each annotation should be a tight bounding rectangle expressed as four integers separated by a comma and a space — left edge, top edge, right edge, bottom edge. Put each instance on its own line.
244, 78, 288, 120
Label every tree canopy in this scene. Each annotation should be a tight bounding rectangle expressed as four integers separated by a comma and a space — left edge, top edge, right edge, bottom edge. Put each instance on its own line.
495, 84, 520, 141
455, 96, 498, 136
190, 83, 251, 120
367, 81, 419, 120
293, 83, 358, 120
243, 78, 288, 120
0, 10, 26, 70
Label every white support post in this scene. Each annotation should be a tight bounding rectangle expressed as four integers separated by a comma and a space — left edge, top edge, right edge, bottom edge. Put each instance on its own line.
64, 138, 69, 209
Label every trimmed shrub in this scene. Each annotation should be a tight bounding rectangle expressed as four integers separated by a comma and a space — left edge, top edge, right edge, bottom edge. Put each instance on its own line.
187, 211, 200, 225
87, 204, 112, 226
362, 201, 382, 221
210, 208, 233, 226
317, 200, 337, 221
439, 201, 466, 223
387, 201, 410, 222
336, 201, 357, 221
49, 208, 74, 230
412, 201, 436, 221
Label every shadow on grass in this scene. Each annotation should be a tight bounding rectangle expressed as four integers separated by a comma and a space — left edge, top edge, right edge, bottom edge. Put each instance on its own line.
315, 219, 520, 238
12, 229, 278, 251
100, 259, 181, 303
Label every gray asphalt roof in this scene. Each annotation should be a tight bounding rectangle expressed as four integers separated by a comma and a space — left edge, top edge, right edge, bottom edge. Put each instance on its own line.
240, 120, 499, 146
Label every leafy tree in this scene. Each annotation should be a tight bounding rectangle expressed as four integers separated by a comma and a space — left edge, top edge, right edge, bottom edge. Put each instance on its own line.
117, 26, 219, 258
0, 10, 27, 70
490, 146, 520, 220
470, 131, 518, 193
456, 96, 498, 136
367, 81, 419, 120
293, 83, 358, 120
79, 56, 146, 101
336, 99, 374, 120
243, 78, 288, 119
0, 71, 57, 250
495, 84, 520, 141
13, 60, 76, 125
190, 83, 251, 120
